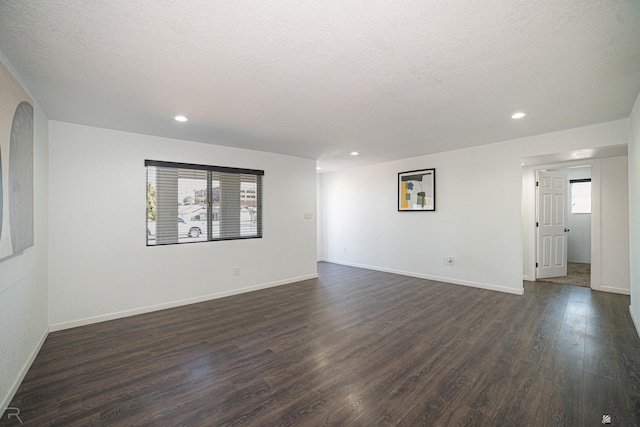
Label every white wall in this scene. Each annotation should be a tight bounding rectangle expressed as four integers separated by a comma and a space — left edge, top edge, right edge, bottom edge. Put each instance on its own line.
597, 156, 629, 294
317, 174, 323, 260
0, 53, 49, 413
321, 120, 629, 295
629, 91, 640, 336
567, 169, 592, 264
552, 167, 591, 264
48, 121, 317, 330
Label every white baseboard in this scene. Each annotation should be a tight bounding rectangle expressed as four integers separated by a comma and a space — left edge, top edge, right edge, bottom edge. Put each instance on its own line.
324, 259, 524, 295
1, 327, 48, 417
49, 273, 318, 332
522, 274, 534, 282
597, 285, 630, 295
630, 306, 640, 338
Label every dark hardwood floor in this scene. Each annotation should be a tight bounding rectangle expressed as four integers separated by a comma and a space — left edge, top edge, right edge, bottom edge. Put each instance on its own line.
2, 262, 639, 426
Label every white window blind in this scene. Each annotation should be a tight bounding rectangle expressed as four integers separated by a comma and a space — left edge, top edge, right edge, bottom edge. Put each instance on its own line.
146, 160, 263, 245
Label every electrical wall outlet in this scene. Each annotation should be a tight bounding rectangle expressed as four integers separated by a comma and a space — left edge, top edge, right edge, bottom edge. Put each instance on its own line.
234, 267, 240, 276
445, 256, 454, 265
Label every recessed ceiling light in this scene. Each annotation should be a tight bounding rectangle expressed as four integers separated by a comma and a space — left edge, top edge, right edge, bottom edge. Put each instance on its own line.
511, 112, 526, 119
316, 166, 322, 170
350, 151, 359, 156
174, 115, 188, 122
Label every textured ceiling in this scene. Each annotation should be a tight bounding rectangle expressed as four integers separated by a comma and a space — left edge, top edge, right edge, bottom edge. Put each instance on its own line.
1, 0, 639, 171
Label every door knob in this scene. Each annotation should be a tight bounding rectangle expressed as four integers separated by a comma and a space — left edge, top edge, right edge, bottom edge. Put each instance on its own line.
564, 228, 570, 232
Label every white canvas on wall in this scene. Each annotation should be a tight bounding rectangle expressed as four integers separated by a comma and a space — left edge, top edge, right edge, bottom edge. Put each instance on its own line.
0, 61, 34, 260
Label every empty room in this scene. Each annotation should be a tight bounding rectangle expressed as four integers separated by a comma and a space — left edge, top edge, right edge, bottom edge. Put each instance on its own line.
1, 1, 640, 426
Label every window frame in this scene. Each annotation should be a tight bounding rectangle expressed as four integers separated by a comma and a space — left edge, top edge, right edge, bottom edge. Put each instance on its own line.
145, 160, 264, 246
570, 178, 591, 214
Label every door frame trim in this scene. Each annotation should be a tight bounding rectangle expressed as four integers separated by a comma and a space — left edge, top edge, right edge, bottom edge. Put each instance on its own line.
523, 159, 601, 290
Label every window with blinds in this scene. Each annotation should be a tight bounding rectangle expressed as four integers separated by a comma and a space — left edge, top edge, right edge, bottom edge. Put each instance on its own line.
145, 160, 263, 245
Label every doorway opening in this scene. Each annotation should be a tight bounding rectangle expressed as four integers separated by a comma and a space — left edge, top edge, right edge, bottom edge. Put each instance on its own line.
522, 144, 630, 295
536, 166, 591, 288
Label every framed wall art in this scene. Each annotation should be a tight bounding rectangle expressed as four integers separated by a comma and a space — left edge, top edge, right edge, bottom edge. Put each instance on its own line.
398, 168, 435, 211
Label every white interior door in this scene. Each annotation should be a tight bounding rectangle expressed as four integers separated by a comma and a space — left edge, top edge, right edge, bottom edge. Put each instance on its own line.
536, 171, 569, 279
